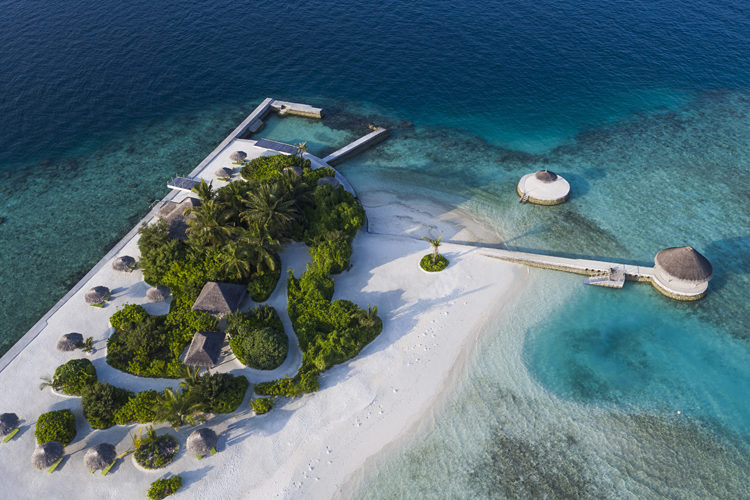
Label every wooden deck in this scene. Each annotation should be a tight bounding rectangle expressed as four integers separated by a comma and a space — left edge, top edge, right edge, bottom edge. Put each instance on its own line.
270, 100, 324, 118
322, 127, 390, 166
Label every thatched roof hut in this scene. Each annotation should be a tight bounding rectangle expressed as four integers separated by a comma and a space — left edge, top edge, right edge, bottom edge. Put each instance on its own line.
652, 246, 713, 300
31, 441, 63, 469
0, 413, 19, 436
184, 331, 225, 368
283, 166, 303, 177
534, 169, 558, 182
216, 167, 233, 178
230, 151, 247, 163
147, 285, 171, 302
112, 256, 136, 272
191, 282, 246, 317
84, 443, 116, 472
57, 332, 83, 352
187, 428, 218, 457
85, 286, 110, 305
317, 176, 340, 188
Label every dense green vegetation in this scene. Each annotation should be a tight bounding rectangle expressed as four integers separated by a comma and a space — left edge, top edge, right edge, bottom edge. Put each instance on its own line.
35, 409, 76, 446
80, 372, 248, 429
251, 397, 274, 414
82, 382, 133, 429
44, 358, 97, 396
134, 429, 179, 469
227, 306, 288, 369
148, 476, 182, 500
420, 253, 449, 272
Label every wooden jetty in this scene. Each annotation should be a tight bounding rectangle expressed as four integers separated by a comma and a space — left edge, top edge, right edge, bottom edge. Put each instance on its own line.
481, 248, 654, 286
322, 128, 390, 166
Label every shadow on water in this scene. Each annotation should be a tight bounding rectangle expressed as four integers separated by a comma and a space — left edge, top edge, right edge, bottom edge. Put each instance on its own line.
704, 235, 750, 292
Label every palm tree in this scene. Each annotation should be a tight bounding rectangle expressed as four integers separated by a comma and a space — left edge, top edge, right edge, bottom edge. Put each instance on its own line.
191, 179, 216, 203
241, 182, 299, 238
294, 141, 308, 158
152, 387, 204, 430
219, 239, 253, 280
186, 200, 232, 247
238, 224, 281, 273
422, 235, 443, 264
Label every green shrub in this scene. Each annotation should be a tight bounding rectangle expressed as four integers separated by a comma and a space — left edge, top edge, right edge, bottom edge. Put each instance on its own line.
109, 304, 149, 331
229, 326, 288, 370
241, 154, 310, 182
247, 264, 282, 302
82, 382, 133, 429
49, 358, 97, 396
138, 220, 188, 285
255, 376, 304, 397
419, 253, 449, 272
188, 373, 249, 414
35, 409, 76, 446
251, 398, 274, 414
227, 305, 284, 333
148, 476, 182, 500
310, 238, 353, 275
113, 390, 160, 425
135, 429, 179, 469
304, 185, 365, 244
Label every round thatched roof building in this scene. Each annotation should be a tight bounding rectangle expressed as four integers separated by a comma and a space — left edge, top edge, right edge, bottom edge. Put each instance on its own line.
57, 332, 83, 352
147, 285, 171, 302
187, 428, 217, 458
0, 413, 19, 436
31, 441, 63, 469
112, 256, 136, 272
84, 443, 116, 472
652, 246, 713, 300
517, 169, 570, 205
230, 151, 247, 163
85, 286, 110, 305
216, 167, 233, 178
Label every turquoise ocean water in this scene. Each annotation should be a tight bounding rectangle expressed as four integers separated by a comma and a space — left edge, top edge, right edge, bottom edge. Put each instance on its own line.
1, 0, 749, 496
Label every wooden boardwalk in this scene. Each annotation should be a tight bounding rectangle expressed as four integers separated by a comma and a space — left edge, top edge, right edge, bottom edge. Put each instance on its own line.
481, 248, 654, 282
322, 128, 390, 166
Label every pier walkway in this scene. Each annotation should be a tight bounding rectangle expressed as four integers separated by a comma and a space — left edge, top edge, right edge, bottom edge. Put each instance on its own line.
270, 100, 324, 118
323, 127, 390, 166
480, 247, 654, 282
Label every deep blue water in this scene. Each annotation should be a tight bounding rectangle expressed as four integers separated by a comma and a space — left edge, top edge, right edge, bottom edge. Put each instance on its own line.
2, 0, 750, 496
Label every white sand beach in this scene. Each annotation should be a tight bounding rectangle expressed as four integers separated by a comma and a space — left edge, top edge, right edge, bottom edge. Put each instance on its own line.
0, 137, 527, 499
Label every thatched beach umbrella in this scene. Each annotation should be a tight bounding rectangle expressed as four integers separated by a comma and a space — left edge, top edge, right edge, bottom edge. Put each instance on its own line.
216, 167, 233, 178
230, 151, 247, 163
57, 332, 83, 352
283, 166, 303, 177
187, 428, 217, 458
147, 285, 171, 302
317, 176, 340, 188
84, 443, 116, 472
85, 286, 110, 305
31, 441, 63, 469
0, 413, 19, 436
112, 256, 136, 272
534, 169, 558, 182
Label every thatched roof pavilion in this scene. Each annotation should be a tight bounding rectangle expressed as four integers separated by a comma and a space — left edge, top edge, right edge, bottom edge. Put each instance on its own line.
230, 151, 247, 163
0, 413, 19, 436
283, 166, 303, 177
157, 197, 201, 241
184, 331, 225, 368
216, 167, 233, 178
317, 176, 340, 188
192, 282, 246, 317
31, 441, 63, 469
85, 286, 110, 305
652, 246, 713, 300
112, 256, 136, 272
57, 332, 83, 352
147, 285, 171, 302
187, 428, 218, 458
517, 169, 570, 205
84, 443, 116, 472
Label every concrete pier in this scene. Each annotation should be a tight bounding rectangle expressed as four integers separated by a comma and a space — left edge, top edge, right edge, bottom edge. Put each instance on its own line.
481, 248, 654, 282
270, 100, 324, 118
323, 128, 390, 166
